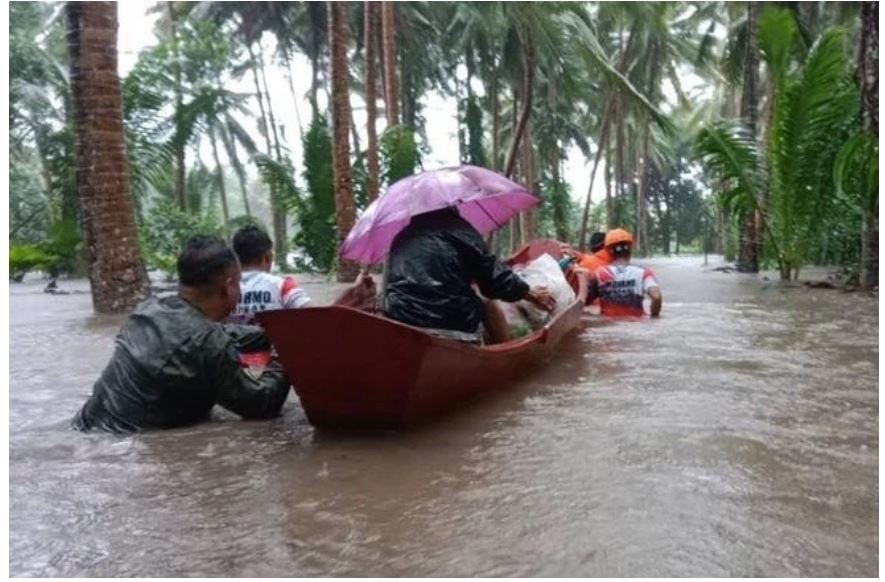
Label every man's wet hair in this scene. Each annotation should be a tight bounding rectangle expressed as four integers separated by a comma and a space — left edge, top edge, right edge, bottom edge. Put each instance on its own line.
589, 231, 606, 253
177, 235, 239, 287
232, 225, 273, 265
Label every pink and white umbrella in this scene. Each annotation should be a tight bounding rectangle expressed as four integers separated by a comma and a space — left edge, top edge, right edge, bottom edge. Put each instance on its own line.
340, 165, 539, 264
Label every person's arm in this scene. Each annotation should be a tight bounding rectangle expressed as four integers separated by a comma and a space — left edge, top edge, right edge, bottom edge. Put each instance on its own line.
456, 228, 530, 302
203, 327, 291, 419
331, 272, 377, 311
643, 268, 662, 317
648, 287, 662, 317
280, 276, 312, 309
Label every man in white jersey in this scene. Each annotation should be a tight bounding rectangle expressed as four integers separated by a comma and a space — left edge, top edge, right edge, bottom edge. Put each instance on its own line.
588, 228, 662, 317
229, 226, 312, 324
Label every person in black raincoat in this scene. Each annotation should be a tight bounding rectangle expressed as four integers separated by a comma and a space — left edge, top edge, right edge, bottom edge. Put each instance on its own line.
383, 207, 555, 343
73, 236, 292, 433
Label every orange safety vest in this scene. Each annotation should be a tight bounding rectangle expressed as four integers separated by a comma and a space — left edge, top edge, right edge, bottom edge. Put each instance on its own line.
577, 248, 612, 271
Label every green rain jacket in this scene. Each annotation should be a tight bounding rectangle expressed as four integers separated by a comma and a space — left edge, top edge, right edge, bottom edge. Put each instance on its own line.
73, 295, 290, 433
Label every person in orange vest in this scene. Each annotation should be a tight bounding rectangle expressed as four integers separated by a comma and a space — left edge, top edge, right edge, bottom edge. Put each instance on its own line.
589, 228, 662, 317
577, 232, 613, 272
560, 232, 610, 270
559, 232, 613, 306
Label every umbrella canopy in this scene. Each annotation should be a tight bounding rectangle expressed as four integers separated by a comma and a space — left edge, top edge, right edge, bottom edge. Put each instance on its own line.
340, 165, 539, 264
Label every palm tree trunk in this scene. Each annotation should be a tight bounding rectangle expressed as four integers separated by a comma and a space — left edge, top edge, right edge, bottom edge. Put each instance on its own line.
401, 65, 415, 130
308, 3, 325, 114
615, 92, 626, 222
456, 66, 465, 162
663, 189, 673, 255
258, 48, 288, 269
496, 78, 520, 250
739, 1, 761, 273
510, 147, 522, 254
167, 1, 186, 211
503, 46, 534, 179
282, 47, 305, 140
364, 1, 381, 201
329, 1, 360, 282
247, 43, 285, 265
578, 98, 613, 250
860, 0, 878, 288
66, 1, 147, 313
605, 137, 614, 229
208, 123, 229, 226
259, 50, 284, 160
638, 123, 650, 257
490, 69, 500, 171
247, 44, 273, 154
349, 28, 363, 154
381, 1, 399, 127
521, 119, 535, 243
375, 12, 387, 123
582, 29, 635, 243
220, 124, 250, 217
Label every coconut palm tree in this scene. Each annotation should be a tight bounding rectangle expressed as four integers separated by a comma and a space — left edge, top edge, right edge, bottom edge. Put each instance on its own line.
329, 1, 360, 283
65, 1, 147, 313
737, 1, 761, 273
834, 1, 878, 288
858, 1, 878, 288
381, 1, 399, 127
697, 8, 859, 280
364, 1, 381, 202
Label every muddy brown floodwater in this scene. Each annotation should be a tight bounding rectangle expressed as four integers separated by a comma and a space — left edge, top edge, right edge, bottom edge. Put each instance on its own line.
9, 256, 878, 576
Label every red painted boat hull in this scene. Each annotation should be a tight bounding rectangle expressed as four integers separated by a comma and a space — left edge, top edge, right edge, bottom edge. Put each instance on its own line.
257, 240, 586, 429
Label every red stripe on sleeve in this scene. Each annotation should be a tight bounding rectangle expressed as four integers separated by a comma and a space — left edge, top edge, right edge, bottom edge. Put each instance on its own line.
280, 276, 299, 298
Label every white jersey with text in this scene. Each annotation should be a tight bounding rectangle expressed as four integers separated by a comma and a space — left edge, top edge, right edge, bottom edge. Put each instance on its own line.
594, 263, 659, 317
230, 270, 311, 324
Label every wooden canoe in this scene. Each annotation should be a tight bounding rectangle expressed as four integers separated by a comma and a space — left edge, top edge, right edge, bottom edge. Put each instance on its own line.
257, 239, 587, 429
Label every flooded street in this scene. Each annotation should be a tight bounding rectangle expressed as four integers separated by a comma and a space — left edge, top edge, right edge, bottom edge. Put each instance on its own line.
9, 256, 878, 576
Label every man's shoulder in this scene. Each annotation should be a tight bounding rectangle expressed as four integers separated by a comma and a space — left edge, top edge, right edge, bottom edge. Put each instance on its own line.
132, 295, 199, 321
242, 270, 284, 287
128, 295, 213, 342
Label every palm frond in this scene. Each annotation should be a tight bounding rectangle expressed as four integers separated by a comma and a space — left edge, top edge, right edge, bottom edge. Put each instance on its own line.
758, 6, 798, 89
253, 153, 303, 215
695, 120, 765, 212
834, 132, 879, 215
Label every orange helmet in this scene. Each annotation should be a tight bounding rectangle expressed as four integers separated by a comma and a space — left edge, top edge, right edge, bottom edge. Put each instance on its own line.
604, 228, 634, 248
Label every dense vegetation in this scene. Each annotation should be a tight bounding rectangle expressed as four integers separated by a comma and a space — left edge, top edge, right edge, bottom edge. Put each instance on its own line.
9, 2, 878, 300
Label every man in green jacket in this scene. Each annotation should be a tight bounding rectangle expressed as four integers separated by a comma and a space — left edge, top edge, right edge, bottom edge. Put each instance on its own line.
73, 235, 292, 433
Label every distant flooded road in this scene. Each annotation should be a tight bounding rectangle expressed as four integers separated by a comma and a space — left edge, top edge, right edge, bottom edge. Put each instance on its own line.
10, 257, 878, 576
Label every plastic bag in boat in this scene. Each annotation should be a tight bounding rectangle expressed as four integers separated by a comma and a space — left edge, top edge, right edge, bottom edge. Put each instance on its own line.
503, 253, 576, 332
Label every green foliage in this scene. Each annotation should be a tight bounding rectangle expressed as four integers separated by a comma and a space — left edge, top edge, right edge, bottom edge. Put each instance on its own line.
9, 245, 54, 281
226, 214, 267, 234
292, 115, 336, 272
351, 151, 371, 213
644, 155, 708, 255
255, 154, 300, 214
10, 1, 80, 254
42, 218, 83, 276
536, 178, 575, 241
460, 94, 487, 167
380, 125, 422, 186
140, 200, 221, 279
9, 153, 50, 245
695, 122, 764, 217
834, 132, 879, 216
9, 217, 82, 280
696, 18, 859, 278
